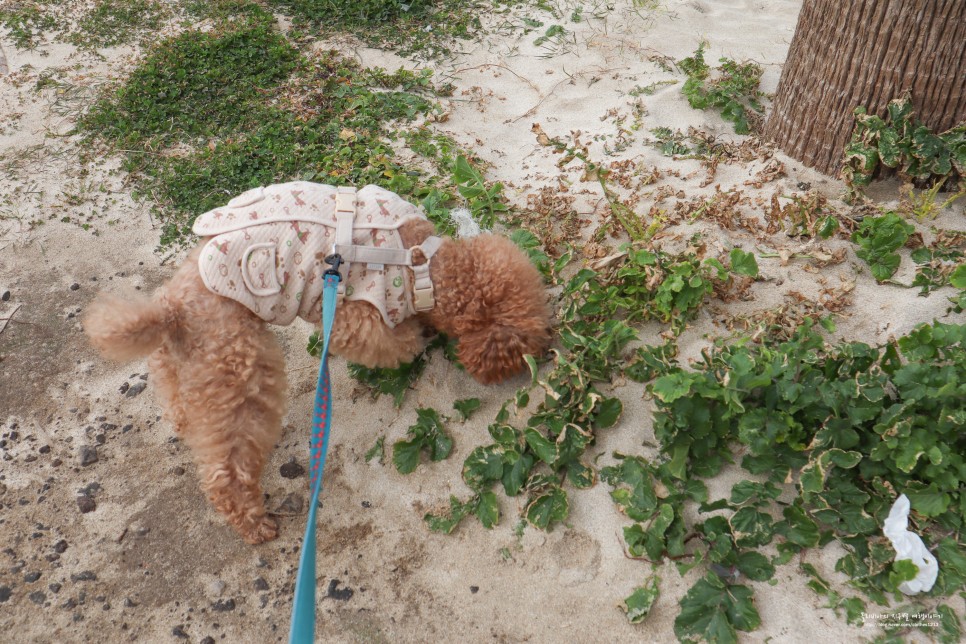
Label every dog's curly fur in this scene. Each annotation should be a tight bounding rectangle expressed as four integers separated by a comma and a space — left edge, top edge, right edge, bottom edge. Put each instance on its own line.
84, 218, 550, 543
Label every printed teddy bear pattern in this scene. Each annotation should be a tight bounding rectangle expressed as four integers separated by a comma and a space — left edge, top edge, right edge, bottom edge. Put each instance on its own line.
192, 182, 429, 327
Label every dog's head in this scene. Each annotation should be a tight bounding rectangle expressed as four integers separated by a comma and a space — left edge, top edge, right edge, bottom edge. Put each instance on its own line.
429, 233, 552, 384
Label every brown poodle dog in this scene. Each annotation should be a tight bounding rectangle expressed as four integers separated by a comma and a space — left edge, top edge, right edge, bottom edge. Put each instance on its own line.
84, 205, 550, 544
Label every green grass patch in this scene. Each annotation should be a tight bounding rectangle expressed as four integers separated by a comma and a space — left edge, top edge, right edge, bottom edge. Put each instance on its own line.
69, 0, 170, 49
81, 9, 482, 246
83, 18, 297, 147
266, 0, 520, 59
0, 1, 59, 49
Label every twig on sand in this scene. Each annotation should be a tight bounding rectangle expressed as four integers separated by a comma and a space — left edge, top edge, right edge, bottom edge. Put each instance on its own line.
0, 303, 23, 335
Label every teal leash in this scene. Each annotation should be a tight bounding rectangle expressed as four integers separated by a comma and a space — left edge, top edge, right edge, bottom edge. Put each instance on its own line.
289, 255, 343, 644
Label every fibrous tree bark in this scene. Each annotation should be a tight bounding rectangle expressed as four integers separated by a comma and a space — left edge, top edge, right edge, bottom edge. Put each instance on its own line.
764, 0, 966, 176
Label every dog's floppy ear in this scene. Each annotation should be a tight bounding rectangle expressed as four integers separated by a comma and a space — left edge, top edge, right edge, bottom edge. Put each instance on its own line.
457, 320, 549, 385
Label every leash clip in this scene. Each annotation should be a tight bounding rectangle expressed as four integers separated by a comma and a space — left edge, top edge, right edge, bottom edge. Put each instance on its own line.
323, 253, 344, 280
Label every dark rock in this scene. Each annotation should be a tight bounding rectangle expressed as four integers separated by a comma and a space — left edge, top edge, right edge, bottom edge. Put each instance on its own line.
274, 493, 303, 516
253, 577, 269, 592
71, 571, 97, 582
171, 466, 185, 476
119, 383, 129, 394
28, 590, 46, 604
76, 495, 96, 513
39, 445, 51, 454
325, 579, 353, 601
49, 583, 61, 593
172, 625, 189, 639
77, 445, 98, 467
23, 571, 40, 583
211, 598, 236, 612
69, 283, 80, 291
61, 598, 77, 610
124, 597, 138, 608
201, 637, 215, 644
1, 290, 9, 301
279, 459, 305, 479
125, 382, 147, 398
0, 586, 11, 602
470, 585, 479, 594
53, 540, 68, 553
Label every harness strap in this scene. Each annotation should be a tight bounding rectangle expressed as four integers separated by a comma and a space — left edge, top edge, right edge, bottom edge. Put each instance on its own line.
333, 187, 356, 297
412, 236, 443, 312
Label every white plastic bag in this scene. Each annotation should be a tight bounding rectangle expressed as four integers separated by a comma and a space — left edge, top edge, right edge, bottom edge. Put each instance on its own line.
882, 494, 938, 595
449, 208, 482, 239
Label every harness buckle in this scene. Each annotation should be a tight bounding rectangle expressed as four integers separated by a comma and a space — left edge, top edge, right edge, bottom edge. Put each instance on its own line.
324, 254, 344, 280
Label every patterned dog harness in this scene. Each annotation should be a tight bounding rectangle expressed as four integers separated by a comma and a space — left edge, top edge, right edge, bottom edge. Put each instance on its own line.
191, 182, 442, 327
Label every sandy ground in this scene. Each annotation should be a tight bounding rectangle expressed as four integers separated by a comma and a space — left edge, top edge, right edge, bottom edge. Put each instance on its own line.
1, 1, 963, 642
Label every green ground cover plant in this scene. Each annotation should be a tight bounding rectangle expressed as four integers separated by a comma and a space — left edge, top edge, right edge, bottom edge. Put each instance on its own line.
605, 319, 965, 641
843, 96, 966, 191
81, 8, 481, 246
678, 43, 765, 135
0, 1, 59, 49
265, 0, 520, 59
422, 244, 760, 535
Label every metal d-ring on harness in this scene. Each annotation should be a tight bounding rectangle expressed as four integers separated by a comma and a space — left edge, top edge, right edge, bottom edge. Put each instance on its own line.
289, 253, 343, 644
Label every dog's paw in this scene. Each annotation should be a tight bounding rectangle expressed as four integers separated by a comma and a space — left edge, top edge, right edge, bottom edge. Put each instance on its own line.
241, 515, 279, 544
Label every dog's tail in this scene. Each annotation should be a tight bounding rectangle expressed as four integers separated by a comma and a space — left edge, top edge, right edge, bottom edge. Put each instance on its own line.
84, 293, 175, 362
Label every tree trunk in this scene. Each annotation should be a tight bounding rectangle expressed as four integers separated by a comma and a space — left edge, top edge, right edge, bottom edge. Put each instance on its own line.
764, 0, 966, 177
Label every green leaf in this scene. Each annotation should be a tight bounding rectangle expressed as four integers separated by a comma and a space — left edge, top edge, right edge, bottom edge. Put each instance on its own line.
525, 485, 569, 530
778, 506, 820, 548
501, 451, 534, 496
735, 551, 775, 582
392, 439, 421, 474
475, 490, 500, 529
424, 495, 474, 534
729, 507, 775, 548
462, 446, 504, 491
675, 573, 761, 643
651, 372, 694, 403
453, 398, 482, 422
729, 248, 759, 278
622, 577, 660, 624
524, 428, 558, 464
593, 397, 623, 429
364, 436, 385, 464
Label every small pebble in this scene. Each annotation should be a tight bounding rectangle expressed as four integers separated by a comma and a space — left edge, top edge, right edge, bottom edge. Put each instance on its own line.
172, 625, 189, 639
23, 571, 40, 583
274, 493, 303, 515
253, 577, 269, 592
211, 598, 235, 612
71, 571, 97, 582
29, 591, 46, 605
201, 637, 215, 644
0, 586, 11, 602
53, 540, 68, 553
49, 583, 61, 594
1, 290, 10, 301
279, 459, 305, 479
69, 283, 80, 291
470, 585, 479, 594
77, 495, 96, 514
208, 580, 226, 598
77, 446, 98, 467
125, 382, 147, 398
171, 466, 185, 476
